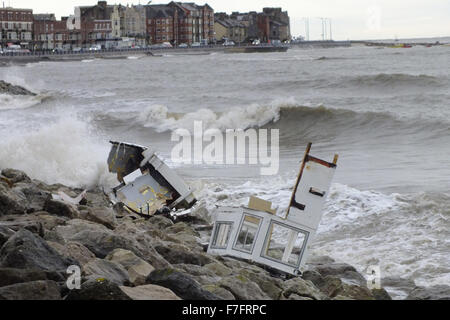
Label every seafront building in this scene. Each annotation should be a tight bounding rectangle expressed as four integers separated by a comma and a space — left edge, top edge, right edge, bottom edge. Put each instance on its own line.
0, 1, 291, 50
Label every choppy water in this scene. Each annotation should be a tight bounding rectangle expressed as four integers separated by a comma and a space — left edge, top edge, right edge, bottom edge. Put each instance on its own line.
0, 45, 449, 298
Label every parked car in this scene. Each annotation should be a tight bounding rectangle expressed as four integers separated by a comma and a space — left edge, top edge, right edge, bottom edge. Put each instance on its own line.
89, 45, 102, 51
72, 47, 83, 52
178, 43, 188, 48
252, 39, 261, 45
191, 42, 201, 47
223, 41, 235, 47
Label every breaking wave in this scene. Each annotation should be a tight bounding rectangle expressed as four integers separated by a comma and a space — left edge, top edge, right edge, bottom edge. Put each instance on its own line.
349, 73, 443, 88
0, 117, 116, 188
0, 94, 47, 110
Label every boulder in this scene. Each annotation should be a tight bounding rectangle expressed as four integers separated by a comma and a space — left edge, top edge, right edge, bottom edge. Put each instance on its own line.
313, 275, 374, 300
203, 262, 233, 277
218, 274, 271, 300
406, 285, 450, 300
154, 242, 214, 266
0, 225, 15, 247
308, 261, 366, 286
106, 249, 155, 286
0, 217, 44, 237
0, 267, 64, 287
84, 207, 117, 230
0, 280, 61, 300
381, 276, 417, 298
1, 169, 31, 184
0, 183, 27, 215
0, 81, 36, 96
83, 258, 130, 286
238, 268, 284, 300
166, 222, 200, 237
172, 263, 219, 285
43, 199, 80, 219
202, 284, 235, 300
65, 278, 131, 300
282, 277, 326, 300
12, 183, 50, 212
371, 288, 392, 300
47, 241, 95, 267
147, 268, 220, 300
147, 215, 174, 230
120, 284, 181, 300
0, 229, 78, 272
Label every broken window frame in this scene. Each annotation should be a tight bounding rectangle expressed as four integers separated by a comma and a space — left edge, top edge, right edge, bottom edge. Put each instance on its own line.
260, 220, 310, 269
232, 214, 263, 254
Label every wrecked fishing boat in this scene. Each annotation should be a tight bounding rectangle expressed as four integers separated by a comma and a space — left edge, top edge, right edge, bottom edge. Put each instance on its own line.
107, 141, 197, 216
207, 143, 338, 276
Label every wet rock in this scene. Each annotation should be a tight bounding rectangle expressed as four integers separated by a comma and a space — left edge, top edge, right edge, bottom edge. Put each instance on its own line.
0, 267, 64, 287
147, 268, 220, 300
282, 277, 326, 300
106, 249, 155, 286
302, 270, 325, 288
0, 183, 27, 215
0, 216, 44, 237
0, 229, 78, 272
238, 268, 284, 300
406, 285, 450, 300
47, 241, 95, 267
202, 284, 235, 300
381, 276, 417, 298
0, 225, 15, 247
84, 207, 117, 230
11, 183, 51, 212
203, 262, 233, 277
0, 81, 36, 96
83, 258, 130, 286
84, 188, 111, 208
308, 261, 366, 286
166, 222, 200, 237
338, 284, 375, 300
287, 294, 314, 300
120, 284, 181, 300
1, 169, 31, 184
65, 278, 131, 300
44, 199, 80, 219
147, 215, 174, 229
0, 280, 61, 300
154, 242, 214, 266
371, 288, 392, 300
218, 274, 270, 300
173, 263, 219, 285
33, 212, 68, 230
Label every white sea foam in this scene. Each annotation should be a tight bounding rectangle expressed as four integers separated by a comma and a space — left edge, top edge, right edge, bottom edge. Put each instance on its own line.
137, 98, 298, 132
0, 94, 44, 110
0, 117, 116, 188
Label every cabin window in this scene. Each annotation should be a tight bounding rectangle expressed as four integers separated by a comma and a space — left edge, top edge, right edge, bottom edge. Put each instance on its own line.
262, 221, 309, 267
233, 214, 261, 253
211, 222, 233, 249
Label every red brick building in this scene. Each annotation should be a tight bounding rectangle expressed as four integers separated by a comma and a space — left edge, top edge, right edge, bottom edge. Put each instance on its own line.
146, 2, 214, 45
0, 7, 33, 48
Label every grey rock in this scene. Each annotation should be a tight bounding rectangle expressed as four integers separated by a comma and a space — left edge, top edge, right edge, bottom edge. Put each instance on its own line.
106, 249, 155, 286
0, 81, 36, 96
147, 268, 221, 300
84, 207, 117, 230
47, 241, 95, 267
0, 280, 61, 300
282, 277, 326, 300
166, 222, 200, 237
0, 225, 15, 247
83, 258, 131, 286
218, 274, 271, 300
154, 242, 214, 266
371, 288, 392, 300
1, 169, 31, 184
0, 267, 65, 287
406, 285, 450, 300
65, 278, 131, 300
0, 229, 78, 272
147, 215, 174, 229
0, 183, 27, 215
0, 216, 44, 237
238, 268, 284, 300
202, 284, 235, 300
44, 199, 80, 219
12, 183, 50, 212
120, 284, 181, 300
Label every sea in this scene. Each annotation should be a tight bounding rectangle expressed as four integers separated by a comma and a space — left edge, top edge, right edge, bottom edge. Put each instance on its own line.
0, 42, 449, 298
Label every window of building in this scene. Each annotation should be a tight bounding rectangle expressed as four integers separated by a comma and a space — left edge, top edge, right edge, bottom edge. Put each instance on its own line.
262, 221, 309, 267
233, 214, 261, 253
211, 222, 233, 249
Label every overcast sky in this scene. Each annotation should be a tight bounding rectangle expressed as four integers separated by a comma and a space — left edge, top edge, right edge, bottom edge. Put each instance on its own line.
6, 0, 450, 40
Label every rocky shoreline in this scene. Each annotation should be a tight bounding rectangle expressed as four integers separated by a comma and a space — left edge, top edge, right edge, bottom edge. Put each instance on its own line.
0, 168, 448, 300
0, 80, 36, 96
